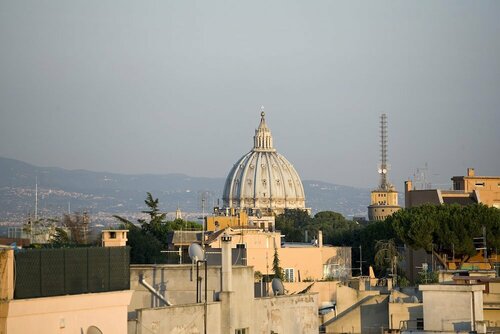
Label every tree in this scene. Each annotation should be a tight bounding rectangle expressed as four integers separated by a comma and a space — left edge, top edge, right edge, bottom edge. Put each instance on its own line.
389, 204, 500, 268
272, 247, 284, 281
275, 209, 312, 242
374, 239, 399, 279
23, 217, 56, 243
61, 212, 90, 245
50, 227, 71, 247
114, 192, 201, 264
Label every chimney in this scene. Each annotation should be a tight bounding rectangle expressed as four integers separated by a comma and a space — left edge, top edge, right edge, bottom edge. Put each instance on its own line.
467, 168, 475, 177
405, 180, 412, 208
221, 232, 233, 292
318, 230, 323, 248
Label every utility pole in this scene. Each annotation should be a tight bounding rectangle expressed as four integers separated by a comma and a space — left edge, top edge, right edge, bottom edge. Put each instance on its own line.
358, 245, 366, 276
483, 226, 488, 262
35, 176, 38, 222
201, 197, 205, 250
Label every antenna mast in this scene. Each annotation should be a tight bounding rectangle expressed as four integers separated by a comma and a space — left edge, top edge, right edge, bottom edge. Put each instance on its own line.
35, 176, 38, 221
378, 114, 389, 190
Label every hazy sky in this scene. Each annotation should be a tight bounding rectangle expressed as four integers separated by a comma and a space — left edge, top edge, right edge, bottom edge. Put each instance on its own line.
1, 1, 499, 188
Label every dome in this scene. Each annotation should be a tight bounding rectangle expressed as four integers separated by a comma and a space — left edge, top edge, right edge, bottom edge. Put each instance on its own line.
222, 110, 306, 215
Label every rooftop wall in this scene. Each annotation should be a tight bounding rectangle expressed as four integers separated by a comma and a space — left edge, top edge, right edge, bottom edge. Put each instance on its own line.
0, 290, 132, 334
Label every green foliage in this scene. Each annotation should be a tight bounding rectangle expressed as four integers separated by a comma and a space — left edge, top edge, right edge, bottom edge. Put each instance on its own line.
50, 227, 71, 247
114, 192, 201, 264
374, 239, 399, 272
389, 204, 500, 264
275, 209, 312, 242
416, 270, 439, 285
275, 209, 362, 246
272, 247, 284, 280
126, 223, 166, 264
274, 204, 500, 277
398, 276, 410, 288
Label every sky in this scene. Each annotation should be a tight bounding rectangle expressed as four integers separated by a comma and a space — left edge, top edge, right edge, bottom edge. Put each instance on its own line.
0, 1, 499, 189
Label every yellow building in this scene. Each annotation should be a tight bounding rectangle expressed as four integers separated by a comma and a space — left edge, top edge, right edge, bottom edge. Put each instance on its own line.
205, 207, 275, 232
206, 227, 351, 282
368, 188, 401, 221
405, 168, 500, 209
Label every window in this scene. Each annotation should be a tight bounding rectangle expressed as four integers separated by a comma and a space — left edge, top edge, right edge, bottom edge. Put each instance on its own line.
416, 318, 424, 330
236, 243, 246, 249
235, 329, 248, 334
109, 231, 116, 239
475, 182, 485, 187
284, 268, 295, 282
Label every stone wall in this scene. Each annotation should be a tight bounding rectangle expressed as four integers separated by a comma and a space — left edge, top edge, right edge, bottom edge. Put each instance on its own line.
134, 303, 221, 334
253, 294, 318, 334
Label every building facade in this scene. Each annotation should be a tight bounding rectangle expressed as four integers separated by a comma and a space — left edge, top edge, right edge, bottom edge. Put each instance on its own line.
405, 168, 500, 209
206, 227, 351, 282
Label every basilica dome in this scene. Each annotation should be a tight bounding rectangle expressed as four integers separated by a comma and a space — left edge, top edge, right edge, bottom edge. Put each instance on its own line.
222, 111, 306, 215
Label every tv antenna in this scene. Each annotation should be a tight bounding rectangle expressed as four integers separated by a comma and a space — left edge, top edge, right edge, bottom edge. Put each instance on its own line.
35, 175, 38, 221
188, 243, 208, 334
271, 278, 284, 296
377, 114, 391, 190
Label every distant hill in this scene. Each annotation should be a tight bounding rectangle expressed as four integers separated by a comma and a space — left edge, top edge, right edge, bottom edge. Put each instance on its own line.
0, 156, 370, 221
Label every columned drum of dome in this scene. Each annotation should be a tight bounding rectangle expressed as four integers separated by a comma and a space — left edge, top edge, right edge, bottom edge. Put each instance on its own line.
222, 111, 306, 215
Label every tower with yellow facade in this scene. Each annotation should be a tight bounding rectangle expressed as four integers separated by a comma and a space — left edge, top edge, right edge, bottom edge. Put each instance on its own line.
367, 114, 401, 221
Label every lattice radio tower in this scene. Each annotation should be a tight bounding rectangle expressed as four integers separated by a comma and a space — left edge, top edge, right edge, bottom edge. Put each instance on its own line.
378, 114, 389, 190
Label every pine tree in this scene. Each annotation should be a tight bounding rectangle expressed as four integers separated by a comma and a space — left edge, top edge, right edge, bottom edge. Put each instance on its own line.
272, 247, 284, 280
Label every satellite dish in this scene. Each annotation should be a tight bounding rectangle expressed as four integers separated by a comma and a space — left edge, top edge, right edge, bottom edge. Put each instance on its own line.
378, 169, 382, 174
271, 278, 284, 296
87, 326, 103, 334
188, 243, 205, 262
256, 209, 262, 218
382, 169, 387, 174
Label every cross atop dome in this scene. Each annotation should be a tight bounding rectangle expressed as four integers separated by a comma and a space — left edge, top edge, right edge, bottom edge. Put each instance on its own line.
254, 107, 274, 151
